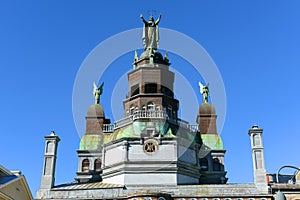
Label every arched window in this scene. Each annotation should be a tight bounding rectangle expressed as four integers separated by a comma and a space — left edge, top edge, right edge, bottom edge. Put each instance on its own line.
145, 83, 157, 93
200, 158, 209, 171
94, 159, 102, 172
253, 134, 261, 146
147, 102, 155, 110
213, 158, 221, 171
131, 84, 139, 96
82, 159, 90, 172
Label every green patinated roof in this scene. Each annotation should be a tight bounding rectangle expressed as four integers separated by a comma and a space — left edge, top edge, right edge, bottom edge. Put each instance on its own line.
104, 121, 200, 145
81, 123, 221, 150
79, 134, 101, 150
201, 134, 224, 150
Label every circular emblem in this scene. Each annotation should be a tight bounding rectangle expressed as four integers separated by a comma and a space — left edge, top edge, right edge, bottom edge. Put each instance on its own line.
143, 139, 158, 154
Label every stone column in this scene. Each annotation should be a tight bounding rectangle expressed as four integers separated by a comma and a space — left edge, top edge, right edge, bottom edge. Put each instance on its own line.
40, 131, 60, 189
248, 125, 268, 193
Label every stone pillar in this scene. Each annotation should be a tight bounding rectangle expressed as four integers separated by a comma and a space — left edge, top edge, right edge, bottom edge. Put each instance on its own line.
40, 131, 60, 189
248, 125, 268, 193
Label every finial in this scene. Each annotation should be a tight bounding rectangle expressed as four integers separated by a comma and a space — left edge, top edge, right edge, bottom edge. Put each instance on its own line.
133, 50, 138, 69
134, 50, 138, 62
199, 81, 210, 103
50, 131, 55, 136
93, 82, 104, 104
164, 51, 169, 62
252, 125, 259, 129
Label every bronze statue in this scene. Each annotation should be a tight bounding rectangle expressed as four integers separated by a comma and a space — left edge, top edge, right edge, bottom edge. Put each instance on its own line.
140, 14, 162, 50
199, 82, 209, 103
93, 82, 104, 104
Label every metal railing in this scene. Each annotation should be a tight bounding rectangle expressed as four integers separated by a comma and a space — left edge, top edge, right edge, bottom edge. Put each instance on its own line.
102, 110, 199, 133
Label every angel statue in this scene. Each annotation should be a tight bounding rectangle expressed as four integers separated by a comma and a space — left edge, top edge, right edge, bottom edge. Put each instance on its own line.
140, 13, 162, 50
93, 82, 104, 104
199, 82, 210, 103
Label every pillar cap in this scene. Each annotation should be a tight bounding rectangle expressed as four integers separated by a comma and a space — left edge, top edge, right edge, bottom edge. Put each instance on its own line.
248, 125, 263, 135
45, 131, 60, 141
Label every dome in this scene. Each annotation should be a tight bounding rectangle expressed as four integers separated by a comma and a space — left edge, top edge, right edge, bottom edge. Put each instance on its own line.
86, 104, 104, 118
199, 103, 216, 115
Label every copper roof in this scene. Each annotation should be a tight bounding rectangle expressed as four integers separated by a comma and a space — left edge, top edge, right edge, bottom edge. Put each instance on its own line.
52, 181, 124, 190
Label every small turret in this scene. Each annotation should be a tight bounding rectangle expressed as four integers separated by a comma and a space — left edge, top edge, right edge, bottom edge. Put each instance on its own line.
197, 82, 217, 134
76, 82, 110, 183
197, 82, 227, 184
40, 131, 60, 189
248, 125, 268, 193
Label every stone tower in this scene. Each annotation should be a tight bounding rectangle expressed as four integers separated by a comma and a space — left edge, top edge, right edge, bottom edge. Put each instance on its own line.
40, 131, 60, 189
123, 15, 178, 119
101, 15, 203, 185
248, 125, 268, 193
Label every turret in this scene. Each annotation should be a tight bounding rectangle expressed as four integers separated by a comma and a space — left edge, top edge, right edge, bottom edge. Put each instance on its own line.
76, 82, 110, 183
197, 82, 227, 184
123, 14, 178, 120
248, 125, 268, 193
40, 131, 60, 189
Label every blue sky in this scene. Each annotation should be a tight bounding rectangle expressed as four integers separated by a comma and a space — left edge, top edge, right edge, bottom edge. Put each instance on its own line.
1, 1, 300, 196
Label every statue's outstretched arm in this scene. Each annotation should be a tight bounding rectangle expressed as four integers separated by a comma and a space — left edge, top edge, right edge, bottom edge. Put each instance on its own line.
155, 13, 162, 25
140, 14, 147, 24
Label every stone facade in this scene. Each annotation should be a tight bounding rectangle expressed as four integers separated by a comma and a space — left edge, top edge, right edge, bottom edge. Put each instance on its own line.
36, 15, 300, 200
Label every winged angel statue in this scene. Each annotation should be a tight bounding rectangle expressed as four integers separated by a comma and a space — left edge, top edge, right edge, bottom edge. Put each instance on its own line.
199, 82, 209, 103
93, 82, 104, 104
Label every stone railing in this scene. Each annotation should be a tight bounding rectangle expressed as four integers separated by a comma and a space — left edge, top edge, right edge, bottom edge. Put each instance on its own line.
102, 110, 199, 133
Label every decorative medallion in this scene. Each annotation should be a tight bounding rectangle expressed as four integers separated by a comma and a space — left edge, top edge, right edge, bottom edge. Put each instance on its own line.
143, 139, 159, 154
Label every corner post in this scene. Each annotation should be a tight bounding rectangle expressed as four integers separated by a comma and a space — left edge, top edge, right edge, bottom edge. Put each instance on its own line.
40, 131, 60, 189
248, 125, 268, 193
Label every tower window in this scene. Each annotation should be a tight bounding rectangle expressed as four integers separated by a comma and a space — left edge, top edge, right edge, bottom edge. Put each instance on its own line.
131, 84, 139, 96
161, 85, 173, 97
82, 159, 90, 172
213, 158, 221, 171
94, 159, 102, 172
200, 158, 209, 171
145, 83, 157, 93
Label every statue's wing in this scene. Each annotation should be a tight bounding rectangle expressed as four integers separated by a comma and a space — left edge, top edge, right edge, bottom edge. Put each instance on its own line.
199, 81, 204, 94
99, 82, 104, 90
93, 82, 97, 94
93, 82, 97, 90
